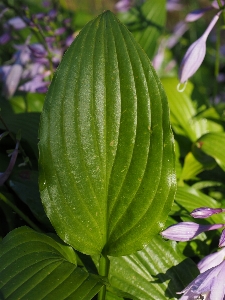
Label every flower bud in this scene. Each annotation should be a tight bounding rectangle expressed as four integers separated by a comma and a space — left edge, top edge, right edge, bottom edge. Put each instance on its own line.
191, 207, 223, 218
161, 222, 225, 242
179, 11, 221, 85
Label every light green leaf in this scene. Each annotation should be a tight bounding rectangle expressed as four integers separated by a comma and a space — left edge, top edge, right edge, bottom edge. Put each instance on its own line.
179, 151, 216, 182
172, 186, 225, 224
196, 132, 225, 171
109, 236, 199, 300
161, 78, 223, 142
180, 152, 205, 182
39, 11, 176, 256
0, 227, 104, 300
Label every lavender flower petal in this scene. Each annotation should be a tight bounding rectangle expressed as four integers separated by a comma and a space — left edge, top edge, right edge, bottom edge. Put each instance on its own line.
29, 43, 47, 58
19, 75, 49, 93
179, 11, 221, 84
8, 17, 26, 30
211, 0, 225, 9
185, 8, 212, 22
161, 222, 225, 242
0, 32, 11, 45
177, 260, 225, 299
166, 0, 183, 11
198, 247, 225, 273
115, 0, 132, 12
191, 207, 223, 218
219, 229, 225, 248
3, 64, 23, 98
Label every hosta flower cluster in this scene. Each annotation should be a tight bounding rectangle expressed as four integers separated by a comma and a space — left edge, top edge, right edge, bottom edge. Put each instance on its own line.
161, 206, 225, 299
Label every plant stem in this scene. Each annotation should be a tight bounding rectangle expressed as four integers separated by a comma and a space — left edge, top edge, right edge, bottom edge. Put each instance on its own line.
0, 193, 42, 233
98, 254, 110, 300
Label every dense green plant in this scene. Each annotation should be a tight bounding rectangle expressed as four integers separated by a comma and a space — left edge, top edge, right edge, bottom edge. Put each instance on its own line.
1, 1, 225, 299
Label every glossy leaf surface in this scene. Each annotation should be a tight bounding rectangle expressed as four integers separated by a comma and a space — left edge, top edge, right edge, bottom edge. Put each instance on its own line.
39, 11, 176, 256
109, 235, 199, 299
0, 227, 104, 300
196, 132, 225, 171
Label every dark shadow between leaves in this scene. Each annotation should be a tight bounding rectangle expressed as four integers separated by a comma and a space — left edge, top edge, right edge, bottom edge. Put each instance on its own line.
151, 258, 199, 299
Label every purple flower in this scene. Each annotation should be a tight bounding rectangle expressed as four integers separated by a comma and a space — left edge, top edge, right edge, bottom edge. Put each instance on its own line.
19, 74, 49, 93
115, 0, 133, 12
7, 17, 26, 30
166, 0, 183, 11
0, 141, 19, 186
0, 32, 11, 45
179, 11, 221, 84
160, 222, 225, 242
198, 248, 225, 273
185, 7, 213, 22
29, 43, 47, 58
3, 64, 23, 98
191, 207, 224, 219
177, 260, 225, 299
219, 229, 225, 247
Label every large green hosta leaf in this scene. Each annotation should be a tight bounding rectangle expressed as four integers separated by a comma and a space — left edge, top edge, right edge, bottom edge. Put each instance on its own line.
0, 227, 104, 299
39, 11, 176, 256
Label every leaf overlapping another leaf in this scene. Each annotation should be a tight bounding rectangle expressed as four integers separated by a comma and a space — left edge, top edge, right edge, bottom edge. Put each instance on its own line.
0, 227, 103, 300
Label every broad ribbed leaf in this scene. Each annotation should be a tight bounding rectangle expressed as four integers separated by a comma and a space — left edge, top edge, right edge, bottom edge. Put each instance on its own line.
39, 11, 176, 256
109, 236, 199, 299
196, 132, 225, 171
0, 227, 104, 299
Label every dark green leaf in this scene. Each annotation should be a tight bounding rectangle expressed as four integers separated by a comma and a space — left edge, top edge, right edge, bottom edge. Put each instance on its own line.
39, 11, 176, 256
0, 227, 104, 300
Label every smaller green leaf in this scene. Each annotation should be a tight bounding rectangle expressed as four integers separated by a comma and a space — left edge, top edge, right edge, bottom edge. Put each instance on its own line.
179, 150, 216, 183
8, 170, 52, 228
0, 96, 41, 158
0, 227, 104, 300
161, 78, 223, 141
120, 0, 166, 59
196, 132, 225, 171
109, 236, 199, 300
174, 186, 225, 224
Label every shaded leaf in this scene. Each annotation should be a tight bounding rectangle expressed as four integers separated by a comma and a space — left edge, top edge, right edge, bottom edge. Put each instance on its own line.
109, 235, 199, 300
8, 170, 52, 228
196, 132, 225, 171
0, 227, 104, 300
